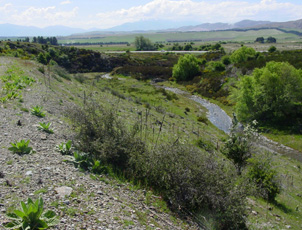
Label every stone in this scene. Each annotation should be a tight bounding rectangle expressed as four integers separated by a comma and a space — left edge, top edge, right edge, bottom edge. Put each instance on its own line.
25, 171, 33, 176
252, 210, 258, 215
41, 134, 47, 140
55, 186, 73, 198
63, 200, 70, 205
97, 190, 104, 195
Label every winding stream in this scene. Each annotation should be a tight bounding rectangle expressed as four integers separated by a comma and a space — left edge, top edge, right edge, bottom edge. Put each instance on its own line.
163, 87, 302, 162
101, 73, 302, 162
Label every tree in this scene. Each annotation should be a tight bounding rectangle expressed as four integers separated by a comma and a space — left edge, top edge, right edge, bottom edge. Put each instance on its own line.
231, 61, 302, 122
134, 36, 154, 51
267, 36, 276, 43
223, 119, 258, 175
230, 46, 256, 64
37, 53, 47, 65
172, 54, 200, 82
184, 44, 192, 51
255, 37, 264, 43
268, 46, 277, 53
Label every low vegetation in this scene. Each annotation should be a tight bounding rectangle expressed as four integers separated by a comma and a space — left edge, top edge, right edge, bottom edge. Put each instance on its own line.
4, 197, 58, 230
8, 140, 33, 155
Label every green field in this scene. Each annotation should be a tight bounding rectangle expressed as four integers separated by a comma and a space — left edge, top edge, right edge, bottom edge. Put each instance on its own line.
59, 29, 299, 44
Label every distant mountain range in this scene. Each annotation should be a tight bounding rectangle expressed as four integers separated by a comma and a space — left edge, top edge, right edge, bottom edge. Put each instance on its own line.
0, 24, 87, 37
1, 19, 302, 37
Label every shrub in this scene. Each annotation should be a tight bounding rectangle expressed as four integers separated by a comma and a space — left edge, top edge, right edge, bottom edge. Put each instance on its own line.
268, 46, 277, 53
206, 61, 225, 72
8, 140, 33, 155
222, 55, 231, 65
37, 122, 54, 134
230, 46, 256, 64
246, 154, 281, 202
66, 101, 146, 171
223, 120, 258, 175
4, 197, 58, 230
56, 140, 73, 155
31, 106, 46, 117
132, 143, 247, 229
172, 54, 200, 82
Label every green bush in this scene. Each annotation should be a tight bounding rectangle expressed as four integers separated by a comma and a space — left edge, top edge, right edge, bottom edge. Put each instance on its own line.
4, 197, 58, 230
246, 154, 281, 202
222, 55, 231, 65
172, 54, 200, 82
231, 61, 302, 123
37, 122, 54, 134
206, 61, 225, 72
8, 140, 33, 155
223, 120, 257, 175
133, 143, 247, 229
230, 46, 256, 64
56, 140, 73, 155
67, 102, 146, 170
31, 106, 46, 117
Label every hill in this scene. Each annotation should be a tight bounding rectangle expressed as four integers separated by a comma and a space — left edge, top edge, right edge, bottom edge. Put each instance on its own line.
0, 23, 87, 36
250, 19, 302, 30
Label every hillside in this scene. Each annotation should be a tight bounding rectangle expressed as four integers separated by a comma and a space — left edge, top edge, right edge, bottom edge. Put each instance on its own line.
0, 57, 199, 229
1, 43, 302, 229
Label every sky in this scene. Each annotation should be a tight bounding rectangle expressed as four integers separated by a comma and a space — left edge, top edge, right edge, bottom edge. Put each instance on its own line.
0, 0, 301, 29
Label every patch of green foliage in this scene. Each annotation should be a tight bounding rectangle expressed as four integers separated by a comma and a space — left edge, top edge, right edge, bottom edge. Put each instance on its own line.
223, 119, 258, 175
4, 197, 58, 230
172, 54, 200, 82
246, 154, 281, 202
37, 122, 54, 134
8, 140, 33, 155
230, 46, 256, 64
231, 61, 302, 124
31, 106, 46, 117
56, 140, 73, 155
0, 65, 35, 103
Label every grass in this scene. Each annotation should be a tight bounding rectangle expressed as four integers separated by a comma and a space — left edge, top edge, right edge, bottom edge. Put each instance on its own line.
264, 132, 302, 152
59, 29, 298, 44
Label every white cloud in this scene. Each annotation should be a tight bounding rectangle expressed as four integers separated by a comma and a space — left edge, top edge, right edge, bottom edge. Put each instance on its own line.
11, 6, 79, 27
60, 0, 72, 5
94, 0, 302, 28
0, 3, 12, 12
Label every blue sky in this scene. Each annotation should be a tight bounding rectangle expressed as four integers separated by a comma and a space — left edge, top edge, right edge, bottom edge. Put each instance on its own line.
0, 0, 301, 29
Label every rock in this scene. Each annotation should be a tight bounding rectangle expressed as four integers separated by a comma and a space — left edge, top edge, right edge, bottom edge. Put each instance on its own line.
25, 171, 33, 176
55, 186, 73, 198
63, 200, 70, 205
252, 210, 258, 215
97, 190, 104, 195
41, 134, 47, 140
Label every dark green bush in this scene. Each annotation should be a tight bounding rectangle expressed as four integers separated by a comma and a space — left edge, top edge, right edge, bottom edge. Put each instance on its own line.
246, 154, 281, 202
132, 143, 247, 229
67, 102, 146, 170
